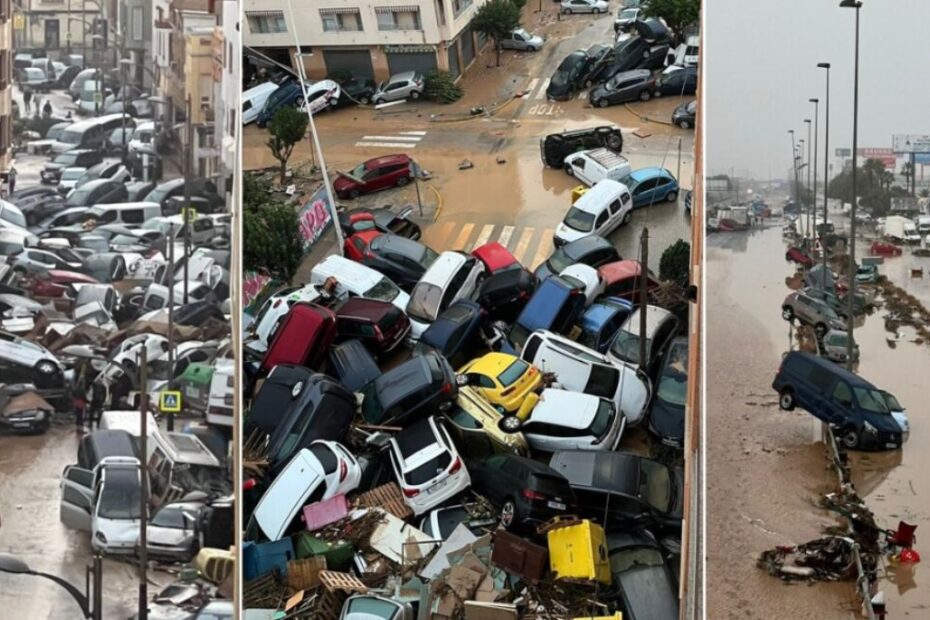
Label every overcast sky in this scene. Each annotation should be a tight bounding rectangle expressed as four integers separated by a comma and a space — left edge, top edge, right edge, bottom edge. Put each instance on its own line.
705, 0, 930, 180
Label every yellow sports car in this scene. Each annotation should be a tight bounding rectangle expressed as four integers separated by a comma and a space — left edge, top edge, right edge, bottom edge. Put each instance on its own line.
458, 353, 542, 414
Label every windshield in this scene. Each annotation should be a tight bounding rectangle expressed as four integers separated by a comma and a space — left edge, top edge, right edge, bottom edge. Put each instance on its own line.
98, 468, 142, 519
620, 8, 638, 18
687, 101, 697, 113
563, 207, 595, 232
882, 392, 902, 411
58, 129, 83, 145
639, 459, 671, 511
609, 330, 649, 365
364, 277, 400, 303
55, 153, 79, 165
350, 163, 367, 179
0, 204, 26, 228
47, 125, 67, 140
346, 597, 399, 618
353, 219, 377, 232
418, 246, 439, 268
407, 282, 443, 322
588, 400, 614, 437
609, 546, 664, 574
657, 369, 687, 406
61, 168, 85, 180
144, 186, 172, 204
854, 387, 891, 415
150, 505, 186, 528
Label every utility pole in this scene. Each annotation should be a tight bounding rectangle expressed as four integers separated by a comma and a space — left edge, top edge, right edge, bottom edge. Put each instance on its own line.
810, 100, 820, 249
677, 137, 682, 187
183, 95, 192, 304
638, 228, 648, 371
805, 119, 812, 240
842, 0, 862, 371
166, 225, 175, 432
136, 350, 148, 620
818, 62, 831, 290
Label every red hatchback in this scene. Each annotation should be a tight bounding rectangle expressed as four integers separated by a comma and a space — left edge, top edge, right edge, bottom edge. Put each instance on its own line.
598, 259, 660, 302
29, 269, 99, 299
333, 154, 413, 199
335, 297, 410, 355
260, 302, 337, 373
472, 242, 520, 274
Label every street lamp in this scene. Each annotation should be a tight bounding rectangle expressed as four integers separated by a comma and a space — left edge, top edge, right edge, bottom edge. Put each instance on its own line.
817, 63, 831, 289
799, 138, 806, 237
840, 0, 862, 370
788, 129, 798, 206
809, 98, 820, 269
0, 553, 95, 618
804, 119, 812, 239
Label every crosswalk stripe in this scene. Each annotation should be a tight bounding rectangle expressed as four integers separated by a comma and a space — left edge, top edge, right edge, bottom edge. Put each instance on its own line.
535, 78, 550, 100
399, 131, 427, 136
512, 227, 536, 264
451, 223, 476, 251
360, 135, 422, 141
523, 78, 540, 99
498, 225, 515, 248
472, 224, 495, 249
428, 221, 458, 249
355, 141, 418, 148
529, 228, 554, 270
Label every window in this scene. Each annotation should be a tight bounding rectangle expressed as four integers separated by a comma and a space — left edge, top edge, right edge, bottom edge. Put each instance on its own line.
376, 7, 422, 31
608, 199, 621, 216
453, 0, 473, 17
131, 7, 144, 41
320, 9, 362, 32
832, 381, 852, 406
246, 11, 287, 34
595, 211, 609, 229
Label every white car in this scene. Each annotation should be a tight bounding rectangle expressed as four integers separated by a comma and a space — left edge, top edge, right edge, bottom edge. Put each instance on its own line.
0, 329, 65, 386
244, 283, 327, 355
614, 7, 642, 31
300, 79, 342, 114
253, 441, 361, 541
58, 167, 87, 194
561, 0, 609, 14
388, 416, 471, 517
559, 264, 605, 306
607, 305, 680, 376
520, 388, 625, 451
500, 28, 544, 51
555, 179, 634, 246
521, 329, 651, 425
406, 251, 484, 342
146, 500, 204, 561
310, 255, 409, 313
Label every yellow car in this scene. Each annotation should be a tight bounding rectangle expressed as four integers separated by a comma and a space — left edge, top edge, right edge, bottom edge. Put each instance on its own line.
458, 352, 542, 414
443, 386, 530, 457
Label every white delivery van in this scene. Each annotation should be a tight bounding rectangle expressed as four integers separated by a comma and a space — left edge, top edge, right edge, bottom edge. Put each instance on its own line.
554, 179, 634, 246
563, 148, 632, 187
207, 358, 234, 427
242, 82, 279, 125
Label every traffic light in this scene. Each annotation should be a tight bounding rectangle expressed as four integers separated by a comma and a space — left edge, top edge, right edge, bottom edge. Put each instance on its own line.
92, 18, 108, 49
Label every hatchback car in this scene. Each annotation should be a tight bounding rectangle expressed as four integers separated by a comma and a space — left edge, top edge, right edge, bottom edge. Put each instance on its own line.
406, 251, 485, 341
468, 454, 575, 529
649, 336, 689, 448
334, 297, 410, 355
560, 0, 609, 13
471, 242, 521, 274
372, 71, 424, 104
607, 305, 680, 380
555, 179, 634, 246
520, 388, 625, 451
147, 500, 204, 561
388, 416, 471, 516
360, 352, 457, 425
41, 149, 102, 184
577, 297, 634, 353
350, 234, 439, 291
607, 530, 680, 620
413, 300, 487, 368
614, 6, 643, 32
474, 267, 537, 323
442, 386, 529, 458
459, 352, 542, 415
546, 51, 588, 101
619, 168, 679, 208
820, 329, 859, 365
654, 66, 697, 97
333, 154, 413, 199
505, 275, 587, 351
500, 28, 544, 51
534, 235, 620, 281
672, 100, 697, 129
589, 70, 656, 108
598, 259, 660, 301
781, 290, 846, 336
260, 302, 337, 373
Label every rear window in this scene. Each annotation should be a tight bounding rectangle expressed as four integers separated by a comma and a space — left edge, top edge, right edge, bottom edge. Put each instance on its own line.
435, 506, 470, 538
308, 443, 337, 475
376, 307, 405, 331
407, 283, 443, 322
530, 472, 570, 497
498, 359, 529, 387
404, 451, 451, 486
395, 420, 437, 458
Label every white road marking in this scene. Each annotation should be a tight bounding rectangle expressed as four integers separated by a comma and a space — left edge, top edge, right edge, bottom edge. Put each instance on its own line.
512, 228, 536, 263
354, 141, 419, 148
399, 131, 427, 136
523, 78, 540, 99
452, 223, 476, 250
472, 224, 495, 249
535, 78, 550, 100
497, 225, 515, 247
360, 135, 422, 142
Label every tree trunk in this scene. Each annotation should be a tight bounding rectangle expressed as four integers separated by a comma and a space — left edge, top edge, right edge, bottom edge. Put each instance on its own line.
280, 160, 287, 185
495, 41, 501, 67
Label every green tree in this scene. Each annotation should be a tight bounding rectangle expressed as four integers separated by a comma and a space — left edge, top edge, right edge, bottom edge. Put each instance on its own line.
642, 0, 700, 41
472, 0, 521, 67
243, 201, 304, 281
243, 174, 272, 212
660, 239, 690, 288
266, 106, 308, 184
424, 70, 464, 103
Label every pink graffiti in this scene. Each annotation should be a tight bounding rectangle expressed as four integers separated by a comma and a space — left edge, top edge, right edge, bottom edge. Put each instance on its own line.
242, 272, 272, 307
297, 198, 331, 247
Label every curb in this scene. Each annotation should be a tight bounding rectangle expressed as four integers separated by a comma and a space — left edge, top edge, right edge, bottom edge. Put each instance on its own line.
430, 185, 443, 223
623, 103, 675, 127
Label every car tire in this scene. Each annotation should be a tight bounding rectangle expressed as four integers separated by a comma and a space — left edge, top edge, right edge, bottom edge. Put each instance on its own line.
500, 499, 517, 528
679, 120, 690, 129
606, 133, 623, 151
781, 306, 794, 321
622, 211, 632, 224
666, 191, 677, 203
815, 323, 827, 338
358, 96, 370, 105
565, 8, 572, 14
564, 164, 575, 176
585, 79, 593, 89
396, 176, 409, 187
411, 90, 421, 100
374, 98, 385, 105
840, 426, 860, 449
597, 98, 608, 108
328, 97, 339, 108
348, 188, 360, 199
639, 90, 652, 102
499, 415, 523, 433
779, 389, 795, 411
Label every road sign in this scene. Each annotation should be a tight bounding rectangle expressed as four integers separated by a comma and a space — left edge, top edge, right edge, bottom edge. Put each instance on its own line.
159, 390, 182, 413
182, 207, 198, 221
835, 148, 851, 158
893, 134, 930, 154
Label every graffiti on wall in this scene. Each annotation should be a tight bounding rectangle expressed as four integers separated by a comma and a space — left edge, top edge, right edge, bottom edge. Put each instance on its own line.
297, 185, 333, 251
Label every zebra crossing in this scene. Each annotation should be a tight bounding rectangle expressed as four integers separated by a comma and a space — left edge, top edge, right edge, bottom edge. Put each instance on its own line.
355, 130, 427, 149
423, 221, 557, 271
521, 77, 591, 101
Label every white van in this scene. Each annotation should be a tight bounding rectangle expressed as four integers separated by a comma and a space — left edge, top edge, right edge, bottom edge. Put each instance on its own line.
309, 255, 409, 312
149, 431, 226, 506
207, 358, 234, 427
85, 202, 163, 226
563, 148, 632, 187
242, 82, 279, 125
520, 329, 651, 426
554, 179, 634, 246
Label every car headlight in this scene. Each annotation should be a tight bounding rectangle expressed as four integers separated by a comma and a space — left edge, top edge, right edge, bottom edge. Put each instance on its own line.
35, 411, 45, 421
95, 531, 107, 543
863, 421, 877, 435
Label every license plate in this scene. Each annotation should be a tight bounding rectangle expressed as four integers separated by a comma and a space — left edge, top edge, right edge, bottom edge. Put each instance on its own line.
547, 500, 566, 511
885, 442, 898, 449
12, 422, 31, 429
428, 479, 447, 494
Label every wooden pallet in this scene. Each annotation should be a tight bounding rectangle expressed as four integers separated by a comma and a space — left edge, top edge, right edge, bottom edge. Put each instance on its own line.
354, 482, 412, 520
319, 570, 369, 594
287, 556, 327, 592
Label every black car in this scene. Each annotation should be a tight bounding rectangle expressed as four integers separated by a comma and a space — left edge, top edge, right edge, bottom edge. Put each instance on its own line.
76, 161, 129, 188
468, 454, 576, 530
589, 69, 656, 108
654, 67, 697, 97
16, 193, 67, 226
172, 301, 225, 326
41, 149, 102, 184
475, 267, 537, 323
56, 65, 81, 89
534, 235, 620, 281
672, 100, 696, 129
607, 530, 680, 620
360, 234, 438, 291
413, 300, 486, 368
334, 76, 377, 106
0, 384, 56, 434
649, 336, 688, 449
328, 339, 380, 392
265, 373, 356, 469
359, 351, 457, 425
546, 51, 588, 101
10, 186, 61, 202
548, 450, 684, 530
611, 36, 652, 73
64, 179, 128, 207
144, 178, 225, 212
246, 363, 312, 436
577, 44, 615, 88
540, 126, 623, 168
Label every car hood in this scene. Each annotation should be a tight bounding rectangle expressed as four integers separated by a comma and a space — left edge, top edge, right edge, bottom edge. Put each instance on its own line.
147, 526, 191, 547
554, 222, 588, 244
616, 565, 679, 620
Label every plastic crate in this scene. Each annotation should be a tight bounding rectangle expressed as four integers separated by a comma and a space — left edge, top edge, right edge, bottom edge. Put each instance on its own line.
547, 520, 611, 584
242, 538, 295, 581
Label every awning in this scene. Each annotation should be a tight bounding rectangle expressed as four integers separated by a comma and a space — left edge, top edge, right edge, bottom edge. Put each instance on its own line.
319, 7, 360, 15
244, 10, 283, 17
375, 5, 419, 12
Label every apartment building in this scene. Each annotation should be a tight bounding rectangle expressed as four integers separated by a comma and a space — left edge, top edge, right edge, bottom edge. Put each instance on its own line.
214, 0, 237, 199
0, 0, 10, 177
13, 0, 101, 52
243, 0, 489, 83
122, 0, 153, 88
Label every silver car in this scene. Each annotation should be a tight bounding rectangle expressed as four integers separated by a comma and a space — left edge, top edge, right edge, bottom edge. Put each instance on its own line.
372, 71, 425, 104
820, 329, 859, 364
500, 28, 544, 51
146, 500, 204, 561
781, 291, 846, 335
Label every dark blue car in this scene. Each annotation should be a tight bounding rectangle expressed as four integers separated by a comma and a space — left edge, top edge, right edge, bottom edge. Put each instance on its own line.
619, 167, 679, 208
504, 275, 586, 353
649, 336, 688, 448
413, 300, 487, 368
577, 297, 634, 353
772, 351, 903, 450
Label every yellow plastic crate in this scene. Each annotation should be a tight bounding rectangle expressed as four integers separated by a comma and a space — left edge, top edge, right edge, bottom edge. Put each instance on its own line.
571, 185, 590, 204
547, 519, 611, 584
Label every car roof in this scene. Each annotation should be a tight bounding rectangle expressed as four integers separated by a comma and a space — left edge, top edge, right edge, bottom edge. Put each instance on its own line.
611, 69, 652, 81
390, 70, 417, 81
622, 305, 675, 336
363, 153, 410, 169
785, 351, 874, 387
530, 389, 602, 428
563, 234, 613, 258
573, 179, 627, 213
598, 259, 649, 283
336, 297, 394, 320
420, 251, 469, 285
549, 450, 641, 494
371, 233, 423, 256
581, 301, 627, 330
375, 355, 433, 401
467, 352, 522, 376
629, 167, 673, 181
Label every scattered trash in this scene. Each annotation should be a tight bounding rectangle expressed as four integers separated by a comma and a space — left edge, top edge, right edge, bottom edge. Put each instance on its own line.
458, 159, 475, 170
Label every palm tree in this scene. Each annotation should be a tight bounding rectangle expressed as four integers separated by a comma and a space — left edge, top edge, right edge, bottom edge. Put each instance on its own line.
901, 161, 914, 189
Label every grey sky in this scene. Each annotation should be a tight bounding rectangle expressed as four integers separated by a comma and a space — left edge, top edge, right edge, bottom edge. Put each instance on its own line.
705, 0, 930, 180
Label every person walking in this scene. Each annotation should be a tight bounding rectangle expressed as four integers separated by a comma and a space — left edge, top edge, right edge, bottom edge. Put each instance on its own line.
7, 166, 17, 196
74, 393, 86, 432
22, 87, 32, 114
42, 99, 52, 118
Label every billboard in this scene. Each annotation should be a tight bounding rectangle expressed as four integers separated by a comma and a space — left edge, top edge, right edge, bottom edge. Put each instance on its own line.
857, 147, 896, 169
891, 196, 918, 212
892, 134, 930, 154
835, 148, 851, 158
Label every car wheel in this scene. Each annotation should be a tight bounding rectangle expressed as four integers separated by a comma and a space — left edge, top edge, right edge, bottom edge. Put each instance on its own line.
565, 8, 572, 14
35, 361, 56, 376
358, 95, 370, 105
396, 176, 409, 187
815, 323, 827, 338
679, 120, 691, 129
374, 98, 385, 105
781, 306, 794, 321
779, 389, 795, 411
639, 90, 652, 102
666, 191, 677, 203
622, 211, 632, 224
840, 426, 860, 449
348, 188, 360, 199
564, 164, 575, 176
606, 133, 623, 150
584, 79, 593, 89
411, 90, 421, 100
328, 97, 339, 108
597, 98, 608, 108
499, 415, 523, 433
500, 499, 517, 528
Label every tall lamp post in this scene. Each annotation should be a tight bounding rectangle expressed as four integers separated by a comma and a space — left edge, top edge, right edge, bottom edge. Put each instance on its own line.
809, 99, 820, 259
817, 63, 831, 289
840, 0, 862, 370
0, 553, 100, 619
804, 119, 812, 239
788, 129, 797, 205
799, 138, 806, 237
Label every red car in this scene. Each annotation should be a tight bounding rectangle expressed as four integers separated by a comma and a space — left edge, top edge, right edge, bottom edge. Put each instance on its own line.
335, 297, 410, 355
597, 260, 660, 302
785, 247, 814, 268
260, 302, 336, 373
472, 242, 520, 274
344, 227, 383, 261
870, 241, 902, 257
28, 269, 99, 299
333, 154, 413, 199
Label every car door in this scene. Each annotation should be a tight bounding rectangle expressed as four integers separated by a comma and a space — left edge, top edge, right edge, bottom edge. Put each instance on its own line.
572, 157, 592, 185
633, 178, 660, 206
60, 465, 95, 531
593, 208, 611, 237
363, 167, 387, 192
825, 379, 855, 427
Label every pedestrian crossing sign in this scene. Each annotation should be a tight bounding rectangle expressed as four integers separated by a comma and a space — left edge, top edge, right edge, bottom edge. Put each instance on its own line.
182, 207, 198, 222
159, 390, 182, 413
